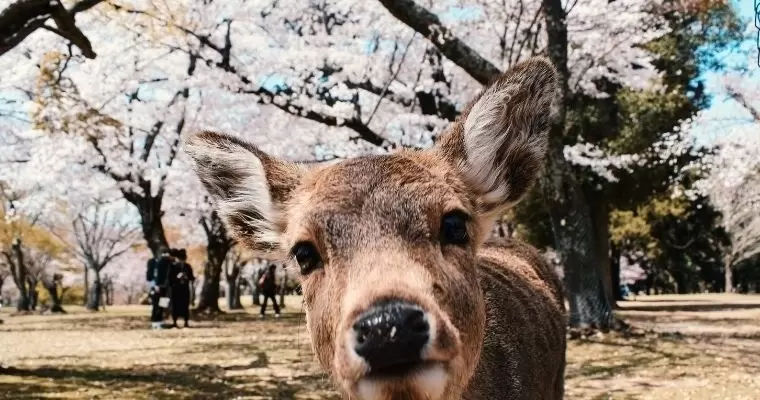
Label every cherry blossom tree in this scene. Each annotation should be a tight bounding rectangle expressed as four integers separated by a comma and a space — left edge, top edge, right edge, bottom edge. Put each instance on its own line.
0, 0, 693, 327
697, 130, 760, 292
0, 4, 198, 257
721, 72, 760, 123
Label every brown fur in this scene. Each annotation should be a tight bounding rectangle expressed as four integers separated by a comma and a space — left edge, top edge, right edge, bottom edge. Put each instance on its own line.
185, 57, 567, 400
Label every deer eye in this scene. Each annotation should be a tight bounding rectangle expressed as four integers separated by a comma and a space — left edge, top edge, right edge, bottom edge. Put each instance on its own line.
291, 241, 323, 275
441, 211, 470, 245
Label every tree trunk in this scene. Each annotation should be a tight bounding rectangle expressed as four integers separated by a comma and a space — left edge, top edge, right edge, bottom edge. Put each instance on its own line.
124, 189, 169, 258
252, 269, 263, 305
724, 255, 733, 293
541, 0, 614, 330
8, 239, 31, 312
28, 281, 38, 311
197, 261, 223, 313
83, 265, 89, 306
190, 280, 196, 307
42, 278, 65, 313
86, 269, 101, 311
610, 242, 623, 301
588, 193, 615, 308
195, 212, 233, 314
279, 273, 286, 309
226, 273, 242, 310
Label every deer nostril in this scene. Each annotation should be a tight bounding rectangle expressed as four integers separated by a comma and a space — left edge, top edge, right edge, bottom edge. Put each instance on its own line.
404, 309, 429, 333
355, 325, 370, 344
411, 319, 429, 334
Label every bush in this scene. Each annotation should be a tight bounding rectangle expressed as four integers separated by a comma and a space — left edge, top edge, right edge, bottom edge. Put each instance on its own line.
37, 284, 86, 306
62, 286, 86, 305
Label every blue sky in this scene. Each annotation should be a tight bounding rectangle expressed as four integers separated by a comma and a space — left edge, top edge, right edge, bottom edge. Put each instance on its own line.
692, 0, 760, 144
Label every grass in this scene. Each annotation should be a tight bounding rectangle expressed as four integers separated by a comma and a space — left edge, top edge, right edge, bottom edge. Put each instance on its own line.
1, 294, 760, 399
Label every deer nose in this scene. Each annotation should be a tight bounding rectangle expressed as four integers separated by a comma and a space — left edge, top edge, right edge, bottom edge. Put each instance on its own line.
352, 301, 430, 372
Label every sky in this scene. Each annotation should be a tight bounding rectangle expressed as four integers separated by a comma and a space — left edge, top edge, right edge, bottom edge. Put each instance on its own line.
691, 0, 760, 144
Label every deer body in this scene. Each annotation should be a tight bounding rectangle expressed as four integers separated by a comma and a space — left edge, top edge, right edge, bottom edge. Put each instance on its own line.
187, 57, 567, 400
468, 240, 565, 399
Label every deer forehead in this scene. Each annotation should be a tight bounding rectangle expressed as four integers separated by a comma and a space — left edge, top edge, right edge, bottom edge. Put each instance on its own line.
283, 154, 473, 248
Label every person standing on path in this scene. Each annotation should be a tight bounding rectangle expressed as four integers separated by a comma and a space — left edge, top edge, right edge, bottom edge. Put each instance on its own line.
146, 247, 172, 329
258, 264, 280, 318
169, 248, 195, 328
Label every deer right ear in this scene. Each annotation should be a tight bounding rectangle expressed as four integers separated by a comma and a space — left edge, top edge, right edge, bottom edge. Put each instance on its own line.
435, 57, 557, 215
184, 131, 304, 253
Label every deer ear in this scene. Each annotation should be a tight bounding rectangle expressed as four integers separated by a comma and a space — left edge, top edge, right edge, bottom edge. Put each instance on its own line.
435, 57, 557, 214
184, 131, 304, 254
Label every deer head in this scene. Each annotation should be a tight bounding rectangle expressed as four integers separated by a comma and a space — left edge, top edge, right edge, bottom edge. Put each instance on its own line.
185, 57, 557, 400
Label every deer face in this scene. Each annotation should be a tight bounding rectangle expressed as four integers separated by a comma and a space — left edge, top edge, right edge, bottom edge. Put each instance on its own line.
185, 57, 557, 400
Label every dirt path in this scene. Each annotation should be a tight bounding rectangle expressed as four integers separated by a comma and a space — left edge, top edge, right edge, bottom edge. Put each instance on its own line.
1, 294, 759, 399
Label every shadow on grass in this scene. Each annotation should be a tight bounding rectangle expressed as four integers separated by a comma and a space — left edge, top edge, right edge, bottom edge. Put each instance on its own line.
621, 298, 715, 303
0, 364, 236, 398
0, 315, 153, 333
618, 302, 760, 312
566, 336, 700, 380
0, 363, 336, 399
621, 313, 760, 326
191, 311, 305, 323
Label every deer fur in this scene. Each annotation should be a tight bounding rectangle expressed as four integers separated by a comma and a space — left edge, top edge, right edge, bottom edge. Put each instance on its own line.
185, 57, 566, 400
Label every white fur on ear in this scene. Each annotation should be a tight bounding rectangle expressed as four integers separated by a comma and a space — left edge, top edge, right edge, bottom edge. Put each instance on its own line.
460, 58, 557, 210
184, 131, 294, 252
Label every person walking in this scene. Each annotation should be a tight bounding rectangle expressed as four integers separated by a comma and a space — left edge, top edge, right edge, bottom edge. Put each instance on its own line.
169, 248, 195, 328
258, 264, 280, 318
146, 247, 172, 330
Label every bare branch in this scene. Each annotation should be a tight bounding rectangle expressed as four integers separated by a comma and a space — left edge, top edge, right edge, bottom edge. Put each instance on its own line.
376, 0, 501, 84
726, 87, 760, 123
0, 0, 104, 58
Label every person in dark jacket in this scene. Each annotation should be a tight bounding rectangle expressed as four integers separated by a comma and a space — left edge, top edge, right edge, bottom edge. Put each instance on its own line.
146, 247, 172, 329
259, 264, 280, 318
169, 248, 195, 328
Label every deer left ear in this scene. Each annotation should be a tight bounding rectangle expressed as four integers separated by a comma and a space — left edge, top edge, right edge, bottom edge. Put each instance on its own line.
184, 131, 304, 254
435, 57, 558, 214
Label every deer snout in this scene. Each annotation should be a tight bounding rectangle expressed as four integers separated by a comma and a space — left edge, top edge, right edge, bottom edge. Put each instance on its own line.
352, 300, 430, 374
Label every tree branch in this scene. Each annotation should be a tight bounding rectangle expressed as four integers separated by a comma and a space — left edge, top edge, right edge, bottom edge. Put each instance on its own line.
726, 87, 760, 123
241, 85, 387, 147
376, 0, 501, 84
0, 0, 104, 58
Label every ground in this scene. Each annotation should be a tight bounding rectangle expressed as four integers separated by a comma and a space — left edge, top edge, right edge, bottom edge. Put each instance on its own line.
1, 294, 759, 399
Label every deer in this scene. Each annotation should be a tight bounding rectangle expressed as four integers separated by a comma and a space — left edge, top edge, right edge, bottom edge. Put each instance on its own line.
185, 57, 567, 400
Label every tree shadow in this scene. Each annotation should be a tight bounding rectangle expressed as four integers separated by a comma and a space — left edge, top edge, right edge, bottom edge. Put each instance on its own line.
0, 315, 151, 332
0, 363, 338, 399
0, 364, 239, 398
566, 337, 700, 380
618, 302, 760, 312
622, 299, 713, 303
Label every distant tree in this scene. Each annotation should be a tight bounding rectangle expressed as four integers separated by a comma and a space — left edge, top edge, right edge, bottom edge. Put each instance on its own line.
64, 201, 138, 310
699, 135, 760, 292
0, 182, 65, 311
611, 195, 728, 294
518, 0, 741, 301
0, 262, 8, 297
195, 211, 233, 314
223, 247, 247, 310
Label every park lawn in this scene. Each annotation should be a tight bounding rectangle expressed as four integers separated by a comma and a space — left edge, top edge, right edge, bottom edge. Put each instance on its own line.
1, 294, 759, 399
